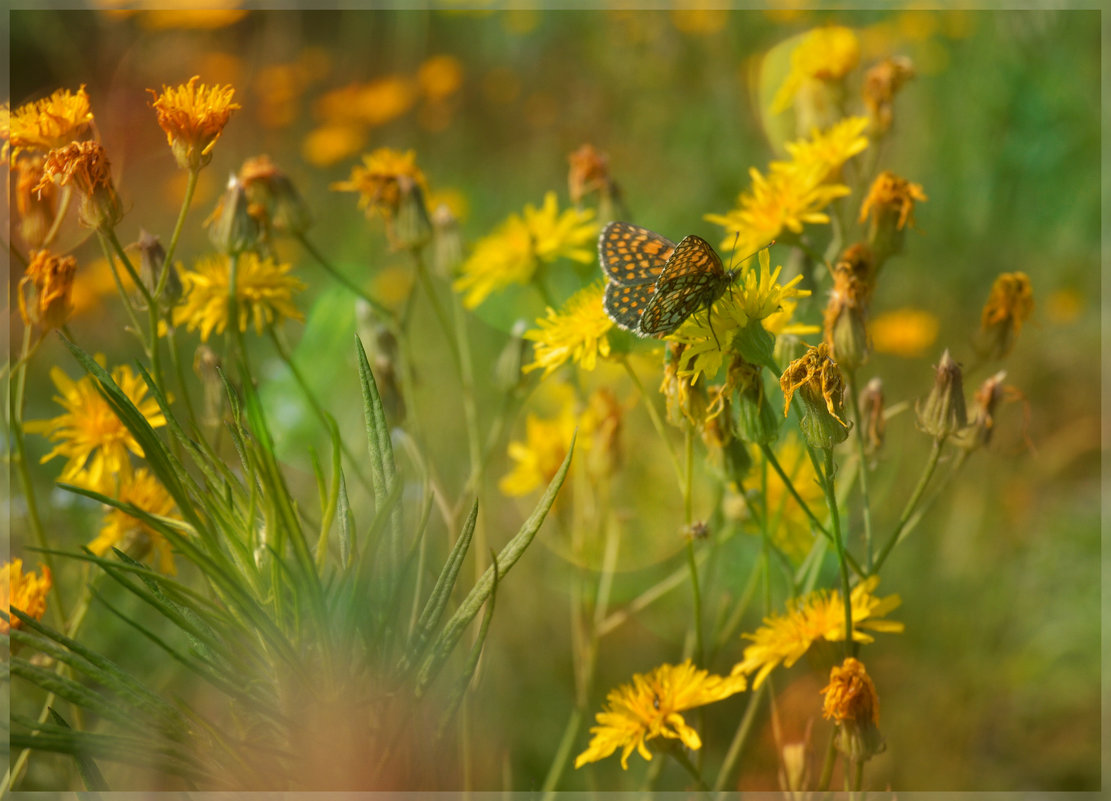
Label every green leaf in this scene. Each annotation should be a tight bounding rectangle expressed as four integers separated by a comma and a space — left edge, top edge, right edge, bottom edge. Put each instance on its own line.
48, 708, 109, 792
355, 334, 403, 569
416, 433, 575, 692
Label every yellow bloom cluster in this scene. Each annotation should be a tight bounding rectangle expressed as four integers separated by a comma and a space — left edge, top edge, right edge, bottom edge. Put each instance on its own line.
1, 559, 52, 634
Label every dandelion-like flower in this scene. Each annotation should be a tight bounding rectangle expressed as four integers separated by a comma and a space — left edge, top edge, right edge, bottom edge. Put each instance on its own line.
173, 252, 306, 341
9, 85, 94, 160
331, 147, 428, 221
18, 249, 77, 332
731, 575, 903, 689
771, 25, 861, 115
35, 140, 123, 230
1, 559, 53, 634
90, 468, 181, 575
675, 249, 809, 383
25, 363, 167, 492
574, 660, 747, 770
976, 271, 1034, 360
523, 282, 613, 377
454, 192, 597, 309
148, 76, 240, 171
780, 116, 869, 181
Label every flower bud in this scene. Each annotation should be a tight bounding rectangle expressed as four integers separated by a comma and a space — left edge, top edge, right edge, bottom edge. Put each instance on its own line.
394, 174, 432, 251
863, 55, 914, 136
732, 359, 779, 445
18, 249, 76, 332
780, 343, 850, 449
956, 370, 1009, 453
821, 657, 886, 763
915, 349, 967, 440
858, 171, 927, 265
858, 376, 885, 455
208, 174, 261, 255
431, 202, 463, 278
239, 155, 311, 236
136, 229, 181, 308
823, 257, 871, 372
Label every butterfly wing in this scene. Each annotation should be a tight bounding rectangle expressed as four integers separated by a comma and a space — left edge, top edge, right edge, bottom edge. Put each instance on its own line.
604, 280, 657, 334
639, 236, 726, 335
598, 221, 676, 286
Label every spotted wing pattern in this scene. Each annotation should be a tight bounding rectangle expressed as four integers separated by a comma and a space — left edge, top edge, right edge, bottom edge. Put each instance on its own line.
598, 221, 677, 333
638, 235, 731, 336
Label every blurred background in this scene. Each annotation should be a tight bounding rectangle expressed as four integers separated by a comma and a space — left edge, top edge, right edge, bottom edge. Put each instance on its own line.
8, 4, 1101, 791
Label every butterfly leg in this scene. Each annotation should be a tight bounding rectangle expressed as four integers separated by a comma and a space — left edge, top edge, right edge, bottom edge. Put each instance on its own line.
705, 304, 722, 350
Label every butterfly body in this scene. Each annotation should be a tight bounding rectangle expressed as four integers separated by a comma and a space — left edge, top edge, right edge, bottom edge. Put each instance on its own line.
598, 221, 735, 339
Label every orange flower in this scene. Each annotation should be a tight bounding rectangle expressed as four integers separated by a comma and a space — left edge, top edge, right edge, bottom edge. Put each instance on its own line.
148, 76, 240, 170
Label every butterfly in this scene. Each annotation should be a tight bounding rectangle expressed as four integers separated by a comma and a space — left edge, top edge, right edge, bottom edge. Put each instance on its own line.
598, 221, 738, 343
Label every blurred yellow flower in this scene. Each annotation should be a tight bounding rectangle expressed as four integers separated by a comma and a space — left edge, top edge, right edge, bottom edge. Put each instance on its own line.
674, 249, 809, 382
26, 363, 167, 491
302, 123, 366, 167
523, 282, 613, 377
772, 25, 861, 114
70, 257, 135, 317
18, 249, 77, 333
869, 307, 939, 358
418, 54, 464, 101
781, 115, 869, 180
977, 271, 1034, 359
575, 660, 746, 770
90, 468, 180, 575
670, 8, 728, 35
732, 575, 903, 689
1, 559, 52, 634
453, 192, 597, 309
331, 147, 428, 221
315, 77, 416, 128
148, 76, 240, 171
499, 400, 577, 497
9, 85, 94, 160
859, 170, 927, 231
173, 252, 305, 341
822, 657, 886, 762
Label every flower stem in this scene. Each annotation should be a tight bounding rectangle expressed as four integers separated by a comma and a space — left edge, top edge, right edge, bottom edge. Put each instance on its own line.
295, 231, 394, 319
821, 448, 854, 658
683, 428, 704, 667
667, 743, 709, 791
160, 167, 198, 287
712, 680, 765, 793
872, 436, 943, 574
845, 370, 876, 570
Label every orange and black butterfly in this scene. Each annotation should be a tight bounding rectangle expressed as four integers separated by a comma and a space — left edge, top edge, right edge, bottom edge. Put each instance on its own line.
598, 221, 737, 339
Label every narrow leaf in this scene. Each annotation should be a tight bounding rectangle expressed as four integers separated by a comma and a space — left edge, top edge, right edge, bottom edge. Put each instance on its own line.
48, 708, 109, 791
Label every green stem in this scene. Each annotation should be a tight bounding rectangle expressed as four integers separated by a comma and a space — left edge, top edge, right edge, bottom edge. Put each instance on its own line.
872, 437, 943, 574
296, 231, 394, 318
845, 371, 876, 571
682, 429, 704, 667
105, 228, 165, 392
411, 248, 463, 377
821, 448, 853, 658
667, 744, 709, 791
97, 233, 147, 356
817, 725, 838, 791
159, 167, 198, 289
712, 680, 765, 794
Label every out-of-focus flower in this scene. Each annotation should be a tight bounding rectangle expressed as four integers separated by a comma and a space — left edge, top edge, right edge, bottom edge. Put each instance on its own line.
858, 171, 927, 263
238, 154, 312, 235
90, 468, 181, 575
823, 255, 871, 371
173, 252, 305, 341
567, 143, 625, 223
301, 123, 366, 167
732, 576, 903, 689
821, 657, 885, 762
574, 660, 746, 770
148, 76, 240, 171
315, 76, 416, 128
499, 395, 578, 497
206, 174, 262, 254
771, 26, 861, 131
453, 192, 597, 309
523, 282, 613, 377
956, 370, 1012, 453
9, 85, 94, 160
863, 56, 915, 134
1, 559, 52, 634
14, 155, 57, 248
18, 249, 77, 333
26, 363, 167, 492
36, 140, 123, 230
780, 116, 869, 182
869, 307, 939, 358
417, 54, 464, 101
331, 148, 430, 247
975, 271, 1034, 360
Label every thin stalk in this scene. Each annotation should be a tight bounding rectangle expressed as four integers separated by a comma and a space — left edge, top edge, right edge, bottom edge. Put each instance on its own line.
159, 168, 198, 282
410, 248, 462, 376
817, 725, 838, 791
105, 228, 166, 392
872, 437, 943, 574
296, 231, 394, 318
97, 233, 147, 356
682, 428, 704, 667
821, 448, 854, 657
845, 371, 876, 570
667, 744, 709, 791
712, 680, 765, 794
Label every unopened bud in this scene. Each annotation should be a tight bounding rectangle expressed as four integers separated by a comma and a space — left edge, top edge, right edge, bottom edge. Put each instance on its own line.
208, 174, 261, 255
915, 349, 967, 440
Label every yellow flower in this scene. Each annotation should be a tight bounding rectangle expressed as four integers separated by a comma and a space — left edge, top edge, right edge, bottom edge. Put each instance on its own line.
523, 282, 613, 377
575, 660, 746, 770
173, 252, 306, 341
821, 657, 886, 762
673, 248, 809, 382
706, 160, 849, 258
18, 249, 77, 332
315, 77, 416, 128
417, 55, 464, 102
771, 26, 861, 114
858, 170, 928, 232
331, 147, 428, 221
1, 559, 53, 634
9, 85, 94, 160
499, 400, 578, 497
780, 116, 869, 181
90, 468, 180, 575
148, 76, 241, 171
35, 140, 123, 230
749, 433, 825, 561
26, 363, 167, 492
453, 192, 597, 309
976, 271, 1034, 359
732, 575, 903, 689
780, 342, 848, 424
869, 307, 939, 358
